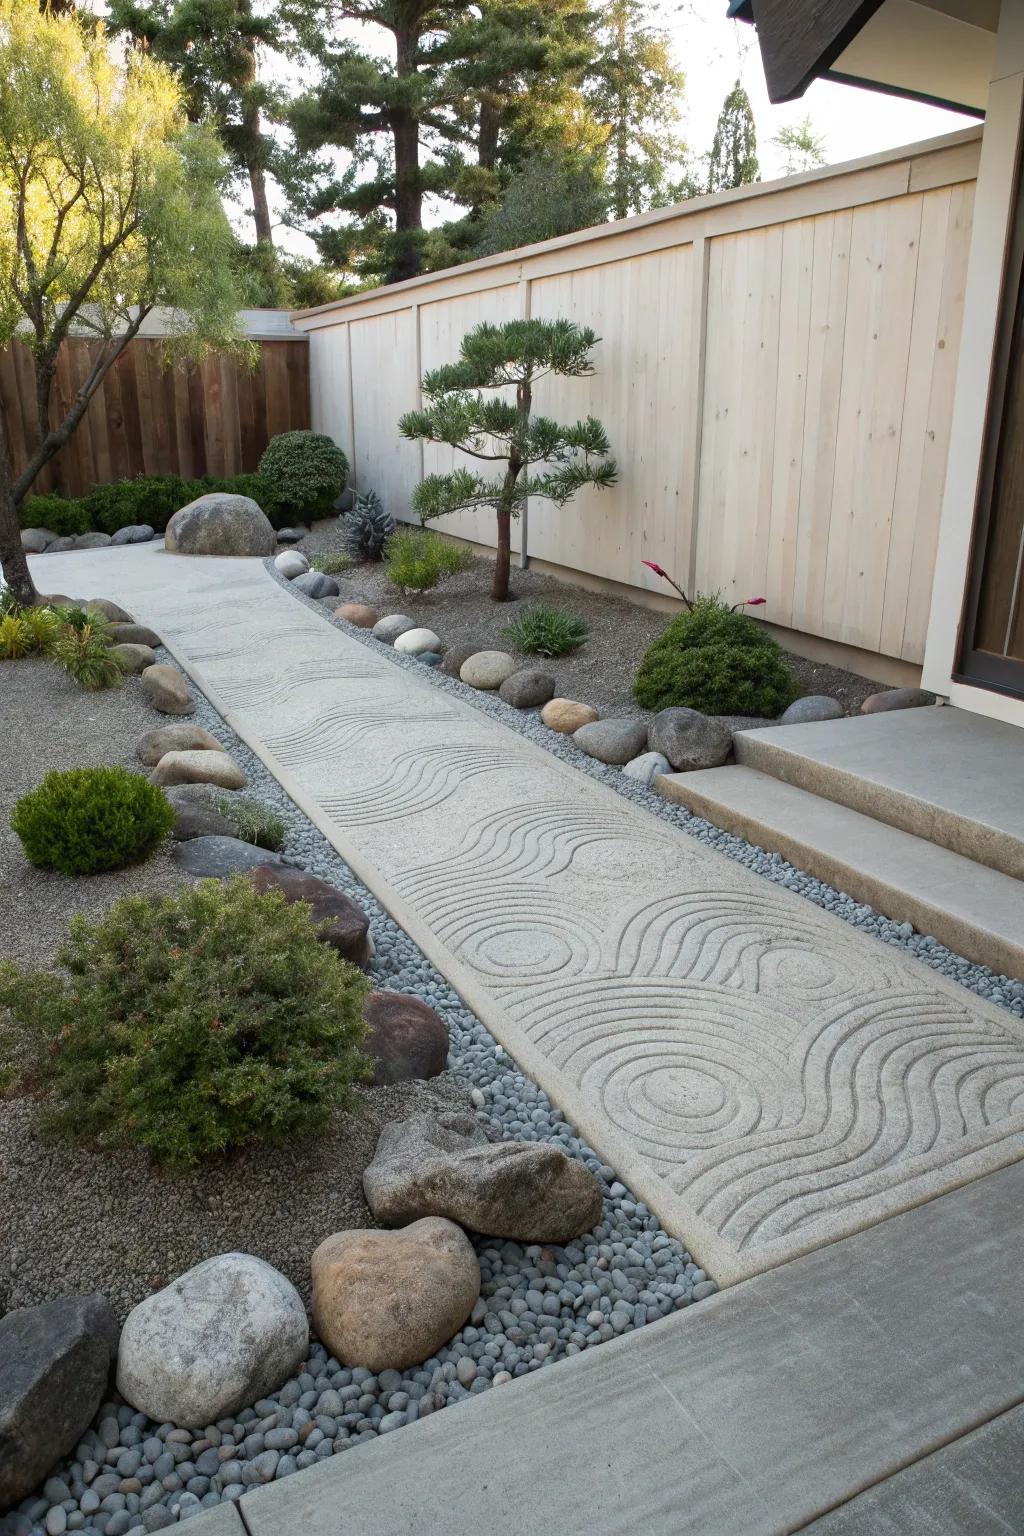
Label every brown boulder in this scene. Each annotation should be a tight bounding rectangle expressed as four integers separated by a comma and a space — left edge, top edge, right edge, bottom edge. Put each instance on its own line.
335, 602, 379, 629
861, 687, 937, 714
311, 1219, 479, 1373
364, 992, 448, 1085
137, 723, 225, 767
250, 864, 371, 967
540, 698, 599, 734
140, 664, 194, 715
150, 749, 247, 789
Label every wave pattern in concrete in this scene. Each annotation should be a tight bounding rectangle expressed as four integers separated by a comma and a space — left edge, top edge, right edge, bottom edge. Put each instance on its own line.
41, 546, 1024, 1283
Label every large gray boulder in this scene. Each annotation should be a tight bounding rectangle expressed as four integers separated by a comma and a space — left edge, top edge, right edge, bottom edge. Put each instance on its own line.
648, 707, 732, 771
20, 529, 51, 554
116, 1254, 308, 1426
0, 1293, 119, 1507
311, 1219, 479, 1374
573, 717, 649, 765
165, 494, 276, 558
364, 1111, 604, 1243
171, 836, 282, 878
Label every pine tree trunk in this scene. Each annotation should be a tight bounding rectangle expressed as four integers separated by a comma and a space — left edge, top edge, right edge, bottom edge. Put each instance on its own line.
391, 23, 423, 284
492, 504, 512, 601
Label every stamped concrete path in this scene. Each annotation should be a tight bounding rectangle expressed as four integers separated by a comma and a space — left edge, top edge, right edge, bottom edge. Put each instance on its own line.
34, 545, 1024, 1285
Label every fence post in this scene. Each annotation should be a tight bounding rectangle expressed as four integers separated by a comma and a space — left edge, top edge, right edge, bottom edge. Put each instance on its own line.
519, 271, 532, 570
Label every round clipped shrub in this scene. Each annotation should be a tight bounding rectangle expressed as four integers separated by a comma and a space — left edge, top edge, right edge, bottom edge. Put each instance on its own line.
18, 491, 90, 539
634, 595, 798, 715
10, 766, 175, 876
0, 877, 371, 1167
635, 639, 798, 716
258, 431, 349, 518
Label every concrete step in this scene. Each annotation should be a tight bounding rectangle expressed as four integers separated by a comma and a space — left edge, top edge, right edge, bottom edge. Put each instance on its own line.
656, 764, 1024, 980
733, 707, 1024, 880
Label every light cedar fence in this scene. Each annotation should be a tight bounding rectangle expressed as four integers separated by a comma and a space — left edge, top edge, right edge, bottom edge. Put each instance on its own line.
293, 128, 981, 667
1, 310, 309, 500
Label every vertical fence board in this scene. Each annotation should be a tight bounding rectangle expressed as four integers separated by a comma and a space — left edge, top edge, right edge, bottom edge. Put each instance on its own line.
2, 336, 308, 500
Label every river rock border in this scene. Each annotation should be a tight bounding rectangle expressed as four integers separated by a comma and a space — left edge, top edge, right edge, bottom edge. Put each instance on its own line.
4, 655, 712, 1536
265, 559, 1024, 1023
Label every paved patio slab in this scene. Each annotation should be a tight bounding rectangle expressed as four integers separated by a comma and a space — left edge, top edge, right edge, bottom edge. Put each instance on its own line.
32, 545, 1024, 1284
191, 1160, 1024, 1536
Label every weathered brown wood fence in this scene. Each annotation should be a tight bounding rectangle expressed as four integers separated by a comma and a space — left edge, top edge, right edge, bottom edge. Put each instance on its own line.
1, 323, 309, 499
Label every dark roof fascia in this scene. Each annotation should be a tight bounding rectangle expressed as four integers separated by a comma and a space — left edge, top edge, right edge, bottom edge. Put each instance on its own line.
748, 0, 888, 102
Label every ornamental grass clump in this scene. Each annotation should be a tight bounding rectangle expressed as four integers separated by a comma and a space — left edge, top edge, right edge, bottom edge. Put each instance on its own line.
0, 877, 372, 1167
11, 766, 175, 875
214, 793, 286, 851
634, 593, 799, 716
502, 604, 589, 657
385, 527, 471, 592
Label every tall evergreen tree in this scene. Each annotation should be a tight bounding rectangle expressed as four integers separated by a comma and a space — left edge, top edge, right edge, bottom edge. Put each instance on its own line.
589, 0, 685, 219
706, 78, 758, 193
108, 0, 281, 247
283, 0, 597, 285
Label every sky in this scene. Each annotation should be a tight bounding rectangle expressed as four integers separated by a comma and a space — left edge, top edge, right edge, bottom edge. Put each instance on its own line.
245, 1, 978, 259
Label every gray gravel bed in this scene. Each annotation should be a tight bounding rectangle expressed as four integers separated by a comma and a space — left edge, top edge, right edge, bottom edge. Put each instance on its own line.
0, 658, 188, 970
298, 520, 882, 717
270, 559, 1024, 1022
4, 644, 711, 1535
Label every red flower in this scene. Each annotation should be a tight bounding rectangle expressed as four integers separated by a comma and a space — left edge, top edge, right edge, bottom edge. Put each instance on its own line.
642, 560, 667, 578
746, 596, 766, 606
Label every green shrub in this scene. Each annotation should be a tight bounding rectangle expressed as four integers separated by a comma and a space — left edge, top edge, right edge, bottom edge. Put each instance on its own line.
502, 604, 589, 657
82, 474, 191, 535
0, 877, 371, 1166
19, 492, 90, 538
258, 431, 349, 519
385, 528, 471, 592
633, 593, 797, 715
310, 551, 354, 575
11, 766, 174, 875
341, 489, 394, 561
636, 640, 798, 716
20, 605, 61, 652
214, 794, 285, 851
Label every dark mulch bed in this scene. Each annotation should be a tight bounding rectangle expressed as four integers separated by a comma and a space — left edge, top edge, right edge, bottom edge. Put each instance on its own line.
299, 520, 883, 721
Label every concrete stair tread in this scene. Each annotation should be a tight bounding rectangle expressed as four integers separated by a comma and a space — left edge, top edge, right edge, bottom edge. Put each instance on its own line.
657, 764, 1024, 980
735, 708, 1024, 879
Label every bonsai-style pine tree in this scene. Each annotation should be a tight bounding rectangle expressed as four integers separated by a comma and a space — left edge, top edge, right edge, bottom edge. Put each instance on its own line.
399, 319, 616, 601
